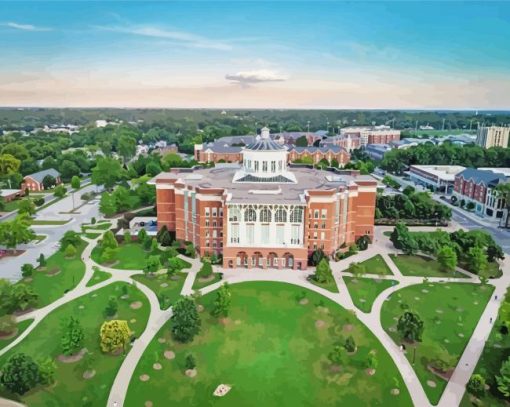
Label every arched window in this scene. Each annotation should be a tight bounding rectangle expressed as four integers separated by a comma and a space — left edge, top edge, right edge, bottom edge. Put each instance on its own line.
275, 207, 287, 223
290, 207, 303, 223
260, 207, 271, 223
229, 207, 240, 222
244, 208, 257, 222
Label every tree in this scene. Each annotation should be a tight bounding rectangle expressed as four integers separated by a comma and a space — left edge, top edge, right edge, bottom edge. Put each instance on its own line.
344, 335, 356, 353
71, 175, 81, 190
328, 345, 344, 365
366, 351, 378, 371
18, 199, 36, 216
0, 153, 21, 176
349, 262, 366, 279
42, 174, 56, 190
437, 246, 457, 273
198, 261, 213, 279
37, 357, 56, 385
54, 184, 67, 198
123, 230, 132, 244
0, 353, 40, 395
104, 296, 118, 317
497, 357, 510, 397
397, 311, 424, 342
0, 214, 35, 252
37, 253, 46, 268
0, 315, 16, 335
99, 192, 117, 216
468, 246, 488, 275
311, 249, 326, 266
101, 230, 118, 250
171, 297, 201, 343
390, 222, 418, 254
185, 243, 196, 258
495, 183, 510, 229
64, 244, 77, 258
162, 153, 183, 169
60, 230, 81, 249
467, 374, 486, 398
313, 258, 332, 283
160, 230, 172, 247
356, 235, 370, 251
92, 157, 125, 190
60, 316, 84, 356
295, 135, 308, 147
99, 320, 132, 354
211, 283, 232, 318
150, 237, 159, 252
21, 263, 35, 278
137, 228, 147, 244
101, 247, 117, 264
144, 255, 161, 275
118, 135, 137, 164
167, 257, 183, 278
185, 354, 196, 370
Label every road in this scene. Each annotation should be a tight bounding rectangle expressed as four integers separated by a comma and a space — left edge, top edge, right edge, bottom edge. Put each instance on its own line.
0, 183, 102, 282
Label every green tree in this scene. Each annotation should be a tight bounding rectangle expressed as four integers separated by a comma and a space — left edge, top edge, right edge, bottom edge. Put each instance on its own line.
366, 351, 378, 371
144, 255, 161, 275
467, 374, 486, 398
311, 249, 326, 266
60, 316, 84, 356
0, 153, 21, 176
37, 357, 57, 385
99, 192, 117, 216
137, 228, 147, 244
101, 247, 117, 264
328, 345, 344, 365
295, 135, 308, 147
64, 244, 77, 258
171, 297, 201, 343
344, 336, 356, 353
0, 213, 35, 252
100, 320, 132, 354
42, 174, 56, 190
198, 261, 213, 279
437, 246, 457, 273
18, 199, 36, 216
21, 263, 35, 278
211, 283, 232, 318
161, 153, 183, 169
123, 230, 132, 244
104, 296, 118, 317
313, 258, 332, 283
9, 283, 38, 312
497, 357, 510, 397
185, 243, 196, 258
185, 354, 196, 370
101, 230, 118, 250
150, 237, 159, 252
468, 246, 488, 275
118, 135, 137, 164
167, 257, 183, 278
495, 183, 510, 229
349, 262, 366, 278
60, 230, 81, 249
37, 253, 46, 268
92, 157, 125, 190
0, 353, 40, 395
0, 315, 16, 335
54, 184, 67, 198
71, 175, 81, 190
397, 311, 424, 342
160, 230, 172, 247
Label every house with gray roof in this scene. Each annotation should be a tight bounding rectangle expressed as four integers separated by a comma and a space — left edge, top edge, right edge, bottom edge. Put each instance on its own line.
23, 168, 62, 192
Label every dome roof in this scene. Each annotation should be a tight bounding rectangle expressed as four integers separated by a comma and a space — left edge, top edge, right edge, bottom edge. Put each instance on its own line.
245, 127, 285, 151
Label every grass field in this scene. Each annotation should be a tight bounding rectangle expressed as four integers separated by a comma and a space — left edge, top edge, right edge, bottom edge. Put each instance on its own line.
84, 232, 101, 239
24, 239, 87, 307
84, 222, 111, 230
85, 267, 112, 287
192, 272, 222, 291
31, 219, 70, 226
381, 282, 493, 404
125, 282, 412, 407
309, 276, 339, 293
389, 254, 470, 278
132, 272, 188, 309
0, 320, 33, 351
0, 282, 150, 407
347, 255, 393, 276
92, 243, 163, 270
344, 277, 398, 313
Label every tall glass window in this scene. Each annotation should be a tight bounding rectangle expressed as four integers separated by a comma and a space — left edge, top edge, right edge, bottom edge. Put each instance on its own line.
260, 207, 271, 223
262, 161, 268, 172
275, 208, 287, 223
245, 208, 257, 222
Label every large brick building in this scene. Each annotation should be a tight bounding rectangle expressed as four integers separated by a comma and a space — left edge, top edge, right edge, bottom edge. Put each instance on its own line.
340, 126, 400, 146
153, 127, 376, 270
287, 145, 350, 167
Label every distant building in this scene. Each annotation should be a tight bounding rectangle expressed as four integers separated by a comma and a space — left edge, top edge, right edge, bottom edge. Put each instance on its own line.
22, 169, 62, 192
287, 145, 350, 167
364, 144, 393, 160
419, 125, 434, 130
0, 189, 23, 203
409, 165, 465, 194
476, 126, 510, 149
154, 144, 178, 156
340, 126, 400, 146
95, 120, 108, 128
453, 168, 509, 219
321, 134, 361, 152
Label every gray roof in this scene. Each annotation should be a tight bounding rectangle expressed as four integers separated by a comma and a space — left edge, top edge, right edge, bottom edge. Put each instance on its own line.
25, 168, 61, 183
457, 168, 507, 186
288, 145, 345, 153
204, 143, 243, 153
245, 138, 285, 151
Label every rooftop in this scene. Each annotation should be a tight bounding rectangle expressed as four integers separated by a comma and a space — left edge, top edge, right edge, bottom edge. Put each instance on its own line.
24, 168, 61, 183
410, 165, 466, 181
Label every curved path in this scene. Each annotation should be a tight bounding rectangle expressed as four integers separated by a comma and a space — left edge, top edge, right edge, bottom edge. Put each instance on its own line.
2, 221, 508, 407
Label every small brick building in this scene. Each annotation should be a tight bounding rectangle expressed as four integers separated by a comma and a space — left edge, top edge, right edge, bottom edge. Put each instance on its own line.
22, 168, 62, 192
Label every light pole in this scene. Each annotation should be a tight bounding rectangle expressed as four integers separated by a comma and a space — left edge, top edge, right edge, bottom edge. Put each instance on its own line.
307, 121, 310, 133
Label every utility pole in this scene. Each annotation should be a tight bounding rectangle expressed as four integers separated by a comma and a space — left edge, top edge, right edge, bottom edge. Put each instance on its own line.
307, 121, 310, 133
415, 120, 418, 131
442, 118, 445, 131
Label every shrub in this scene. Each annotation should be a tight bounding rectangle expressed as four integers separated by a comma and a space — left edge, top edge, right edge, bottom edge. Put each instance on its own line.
344, 336, 356, 352
0, 353, 40, 395
467, 374, 486, 397
185, 354, 196, 370
21, 263, 35, 278
33, 197, 45, 206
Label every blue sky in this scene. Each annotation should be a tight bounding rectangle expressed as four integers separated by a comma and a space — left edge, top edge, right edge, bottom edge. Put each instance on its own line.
1, 1, 509, 108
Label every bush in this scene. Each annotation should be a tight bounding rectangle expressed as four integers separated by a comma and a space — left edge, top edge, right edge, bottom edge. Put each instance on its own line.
21, 263, 35, 278
198, 261, 213, 279
185, 354, 196, 370
0, 353, 41, 395
33, 197, 45, 206
344, 336, 356, 352
356, 235, 370, 251
467, 374, 486, 397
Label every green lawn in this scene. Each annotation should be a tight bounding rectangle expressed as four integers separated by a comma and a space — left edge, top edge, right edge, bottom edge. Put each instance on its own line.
125, 282, 412, 407
309, 277, 339, 293
389, 254, 470, 278
0, 319, 33, 352
84, 232, 101, 239
84, 222, 111, 230
92, 243, 162, 270
24, 239, 87, 307
192, 272, 222, 291
31, 219, 70, 226
33, 235, 47, 243
381, 282, 494, 404
347, 255, 393, 275
344, 277, 398, 313
86, 267, 112, 287
132, 272, 188, 309
0, 282, 150, 407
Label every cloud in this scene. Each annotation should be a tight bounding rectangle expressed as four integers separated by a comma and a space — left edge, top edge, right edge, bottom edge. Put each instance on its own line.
225, 69, 288, 86
94, 24, 232, 51
2, 22, 52, 32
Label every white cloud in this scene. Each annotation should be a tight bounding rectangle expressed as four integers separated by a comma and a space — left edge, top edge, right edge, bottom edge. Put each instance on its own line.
2, 22, 52, 32
225, 69, 288, 86
95, 24, 232, 51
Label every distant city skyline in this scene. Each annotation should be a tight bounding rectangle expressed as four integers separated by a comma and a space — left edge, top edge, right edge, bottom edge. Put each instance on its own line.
1, 1, 509, 109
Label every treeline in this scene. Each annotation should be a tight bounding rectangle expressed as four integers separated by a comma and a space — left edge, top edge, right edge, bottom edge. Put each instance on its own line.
376, 187, 451, 222
381, 143, 510, 174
